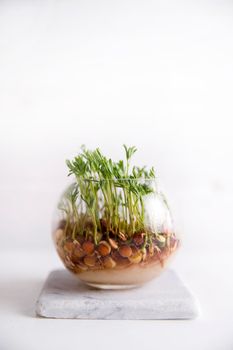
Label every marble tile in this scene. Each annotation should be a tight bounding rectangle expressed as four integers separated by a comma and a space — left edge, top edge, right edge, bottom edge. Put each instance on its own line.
36, 269, 199, 319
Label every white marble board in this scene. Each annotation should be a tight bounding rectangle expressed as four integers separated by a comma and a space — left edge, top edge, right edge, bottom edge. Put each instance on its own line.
36, 269, 199, 320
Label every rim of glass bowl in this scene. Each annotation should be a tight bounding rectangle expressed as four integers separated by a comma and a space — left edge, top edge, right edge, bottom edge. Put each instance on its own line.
75, 178, 157, 181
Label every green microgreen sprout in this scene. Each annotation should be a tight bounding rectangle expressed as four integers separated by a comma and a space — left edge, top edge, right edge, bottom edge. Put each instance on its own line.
60, 145, 156, 245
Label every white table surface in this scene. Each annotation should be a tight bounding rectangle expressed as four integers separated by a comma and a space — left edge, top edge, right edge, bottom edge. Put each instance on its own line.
0, 249, 232, 350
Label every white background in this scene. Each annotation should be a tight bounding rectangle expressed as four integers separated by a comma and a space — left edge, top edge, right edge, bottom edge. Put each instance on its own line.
0, 1, 233, 349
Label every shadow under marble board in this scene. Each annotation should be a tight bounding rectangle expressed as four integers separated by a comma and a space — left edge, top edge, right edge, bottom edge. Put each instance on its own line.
36, 269, 200, 320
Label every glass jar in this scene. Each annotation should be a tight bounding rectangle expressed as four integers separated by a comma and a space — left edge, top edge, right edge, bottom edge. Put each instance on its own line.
53, 179, 179, 289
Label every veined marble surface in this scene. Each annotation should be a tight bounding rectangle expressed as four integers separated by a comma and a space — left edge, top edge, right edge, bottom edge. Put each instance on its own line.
36, 269, 199, 320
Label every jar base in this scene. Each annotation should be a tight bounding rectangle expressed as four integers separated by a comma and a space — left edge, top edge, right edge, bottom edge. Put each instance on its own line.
85, 282, 141, 290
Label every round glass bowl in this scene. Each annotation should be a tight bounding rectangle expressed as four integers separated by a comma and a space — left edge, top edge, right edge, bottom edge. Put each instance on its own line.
53, 179, 179, 289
